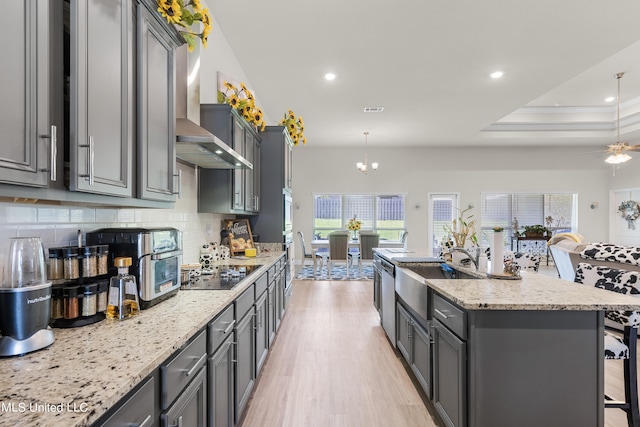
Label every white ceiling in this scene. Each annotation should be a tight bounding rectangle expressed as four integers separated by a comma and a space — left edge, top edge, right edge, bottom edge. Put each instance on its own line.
209, 0, 640, 152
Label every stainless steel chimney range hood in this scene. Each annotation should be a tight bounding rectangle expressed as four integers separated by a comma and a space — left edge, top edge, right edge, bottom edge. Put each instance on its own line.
176, 118, 252, 169
174, 47, 251, 170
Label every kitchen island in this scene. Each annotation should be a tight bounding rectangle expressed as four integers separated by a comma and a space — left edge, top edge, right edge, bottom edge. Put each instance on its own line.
375, 248, 640, 427
0, 252, 285, 427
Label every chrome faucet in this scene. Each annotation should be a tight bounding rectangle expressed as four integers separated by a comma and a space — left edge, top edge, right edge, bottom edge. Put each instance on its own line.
452, 247, 481, 271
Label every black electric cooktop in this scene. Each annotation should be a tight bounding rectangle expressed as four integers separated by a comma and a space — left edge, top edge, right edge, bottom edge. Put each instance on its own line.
180, 264, 264, 290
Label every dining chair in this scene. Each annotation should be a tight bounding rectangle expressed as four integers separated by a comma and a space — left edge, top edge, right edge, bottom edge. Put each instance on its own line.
574, 262, 640, 427
328, 231, 350, 278
297, 231, 326, 276
358, 232, 380, 277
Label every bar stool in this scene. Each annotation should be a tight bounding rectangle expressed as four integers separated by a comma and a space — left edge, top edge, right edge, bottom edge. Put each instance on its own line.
575, 262, 640, 427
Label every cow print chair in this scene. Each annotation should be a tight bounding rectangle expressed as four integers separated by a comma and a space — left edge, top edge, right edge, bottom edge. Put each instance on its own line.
575, 262, 640, 427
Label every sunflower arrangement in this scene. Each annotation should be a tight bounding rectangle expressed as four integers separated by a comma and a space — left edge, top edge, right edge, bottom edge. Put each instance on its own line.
346, 215, 362, 232
279, 110, 306, 146
157, 0, 212, 52
217, 81, 266, 131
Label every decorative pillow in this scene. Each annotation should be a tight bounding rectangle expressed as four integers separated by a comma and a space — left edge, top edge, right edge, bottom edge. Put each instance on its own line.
574, 262, 640, 327
580, 243, 640, 267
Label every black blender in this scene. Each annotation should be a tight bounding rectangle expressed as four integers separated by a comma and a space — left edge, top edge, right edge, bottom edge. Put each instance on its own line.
0, 237, 55, 356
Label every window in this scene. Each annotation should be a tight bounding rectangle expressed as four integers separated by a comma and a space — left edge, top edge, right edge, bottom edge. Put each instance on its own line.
429, 194, 458, 256
480, 192, 577, 247
313, 194, 405, 240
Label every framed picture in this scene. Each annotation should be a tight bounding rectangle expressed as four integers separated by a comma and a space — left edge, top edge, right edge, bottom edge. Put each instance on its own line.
223, 219, 255, 255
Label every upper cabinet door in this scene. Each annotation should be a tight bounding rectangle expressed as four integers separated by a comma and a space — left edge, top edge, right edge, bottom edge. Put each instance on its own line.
69, 0, 133, 197
136, 1, 182, 202
0, 1, 52, 187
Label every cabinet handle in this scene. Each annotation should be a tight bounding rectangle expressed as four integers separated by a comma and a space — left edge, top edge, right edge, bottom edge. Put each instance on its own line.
185, 353, 207, 377
79, 136, 95, 185
39, 125, 58, 181
434, 308, 450, 319
217, 321, 235, 335
231, 340, 238, 363
172, 169, 182, 198
131, 414, 152, 427
408, 319, 413, 339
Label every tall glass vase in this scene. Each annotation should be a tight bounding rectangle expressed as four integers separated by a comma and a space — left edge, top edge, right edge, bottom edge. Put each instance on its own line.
352, 230, 358, 241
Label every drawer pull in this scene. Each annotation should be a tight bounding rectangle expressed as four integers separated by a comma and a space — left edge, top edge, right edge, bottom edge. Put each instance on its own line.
434, 308, 450, 319
131, 414, 152, 427
185, 353, 207, 377
216, 321, 235, 335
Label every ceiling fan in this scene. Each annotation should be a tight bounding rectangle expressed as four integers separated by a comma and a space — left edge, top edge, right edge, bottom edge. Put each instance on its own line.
604, 72, 640, 164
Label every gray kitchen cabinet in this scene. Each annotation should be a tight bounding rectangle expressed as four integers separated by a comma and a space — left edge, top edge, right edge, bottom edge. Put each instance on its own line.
396, 303, 432, 399
208, 334, 235, 427
0, 1, 56, 188
235, 285, 256, 423
160, 330, 208, 427
161, 367, 207, 427
432, 318, 466, 427
251, 126, 293, 244
396, 303, 412, 362
255, 290, 269, 376
135, 0, 181, 202
96, 374, 158, 427
244, 133, 261, 213
267, 265, 277, 346
199, 104, 261, 214
69, 0, 134, 197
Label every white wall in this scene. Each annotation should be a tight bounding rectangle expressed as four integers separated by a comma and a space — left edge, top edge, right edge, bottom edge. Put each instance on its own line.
292, 145, 616, 251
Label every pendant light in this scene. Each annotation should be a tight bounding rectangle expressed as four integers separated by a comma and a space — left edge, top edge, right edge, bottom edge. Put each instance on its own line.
605, 73, 632, 164
356, 132, 378, 174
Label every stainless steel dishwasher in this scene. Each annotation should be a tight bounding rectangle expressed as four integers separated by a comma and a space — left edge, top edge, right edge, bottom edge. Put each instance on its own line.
379, 256, 396, 346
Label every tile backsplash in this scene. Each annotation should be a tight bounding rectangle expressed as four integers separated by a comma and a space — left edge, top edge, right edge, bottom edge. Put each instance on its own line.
0, 164, 225, 272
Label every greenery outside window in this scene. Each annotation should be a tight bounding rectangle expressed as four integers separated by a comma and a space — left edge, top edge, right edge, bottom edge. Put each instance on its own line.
313, 194, 406, 241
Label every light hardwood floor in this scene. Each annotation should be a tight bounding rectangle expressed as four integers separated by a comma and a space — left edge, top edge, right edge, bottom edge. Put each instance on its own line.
240, 277, 636, 427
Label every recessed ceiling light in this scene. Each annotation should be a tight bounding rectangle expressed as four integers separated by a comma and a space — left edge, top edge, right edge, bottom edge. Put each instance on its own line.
490, 71, 504, 79
324, 73, 336, 81
605, 96, 615, 103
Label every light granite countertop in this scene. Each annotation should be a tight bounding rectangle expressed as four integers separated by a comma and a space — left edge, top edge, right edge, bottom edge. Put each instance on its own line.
374, 248, 640, 311
425, 269, 640, 311
0, 251, 285, 427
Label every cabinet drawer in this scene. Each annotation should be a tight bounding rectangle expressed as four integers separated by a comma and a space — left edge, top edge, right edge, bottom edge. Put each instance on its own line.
235, 284, 255, 320
254, 272, 268, 297
268, 265, 277, 282
161, 329, 207, 410
433, 293, 466, 339
208, 304, 235, 355
98, 375, 156, 427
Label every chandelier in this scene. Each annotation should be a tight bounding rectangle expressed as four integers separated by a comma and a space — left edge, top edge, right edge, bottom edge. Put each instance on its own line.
356, 132, 378, 174
605, 73, 633, 164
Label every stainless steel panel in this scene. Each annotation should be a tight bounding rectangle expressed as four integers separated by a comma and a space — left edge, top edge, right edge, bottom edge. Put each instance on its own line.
395, 267, 430, 327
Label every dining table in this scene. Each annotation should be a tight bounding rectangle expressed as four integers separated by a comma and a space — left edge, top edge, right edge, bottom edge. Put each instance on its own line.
310, 239, 405, 275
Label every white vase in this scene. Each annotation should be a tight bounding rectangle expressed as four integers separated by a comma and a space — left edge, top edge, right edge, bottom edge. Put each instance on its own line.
491, 231, 504, 274
452, 250, 466, 265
